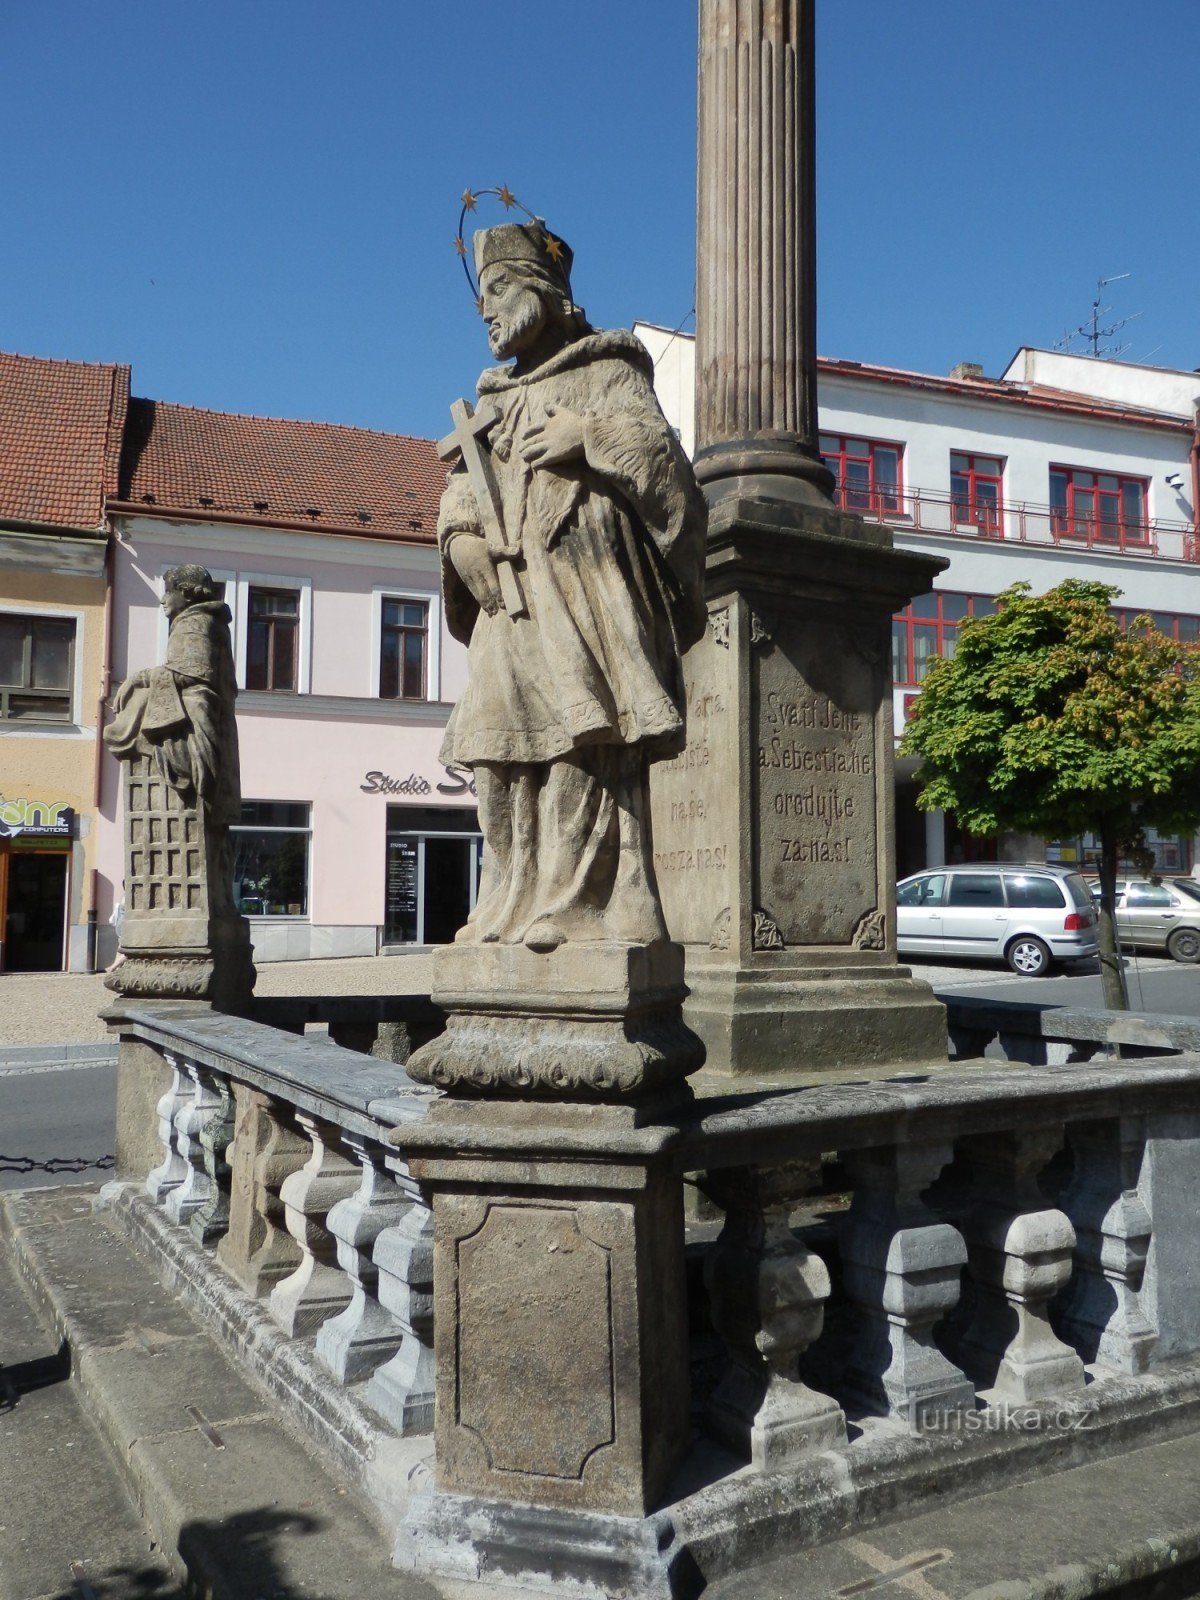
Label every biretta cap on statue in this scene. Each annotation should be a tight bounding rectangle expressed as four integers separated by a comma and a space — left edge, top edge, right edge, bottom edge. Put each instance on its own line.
474, 220, 573, 286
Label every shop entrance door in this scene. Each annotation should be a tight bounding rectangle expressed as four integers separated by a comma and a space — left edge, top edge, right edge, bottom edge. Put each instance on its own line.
5, 852, 68, 971
384, 806, 482, 945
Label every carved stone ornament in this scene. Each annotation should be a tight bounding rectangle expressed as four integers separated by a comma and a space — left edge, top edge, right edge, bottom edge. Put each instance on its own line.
709, 906, 732, 951
407, 1005, 704, 1102
709, 607, 731, 649
852, 908, 887, 951
749, 609, 773, 649
752, 908, 785, 951
108, 955, 216, 999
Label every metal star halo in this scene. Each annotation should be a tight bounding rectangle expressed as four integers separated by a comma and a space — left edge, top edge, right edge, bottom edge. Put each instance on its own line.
453, 185, 571, 305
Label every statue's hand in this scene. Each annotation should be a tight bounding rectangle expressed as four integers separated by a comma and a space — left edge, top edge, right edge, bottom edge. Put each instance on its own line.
447, 534, 503, 617
520, 406, 586, 470
130, 668, 152, 689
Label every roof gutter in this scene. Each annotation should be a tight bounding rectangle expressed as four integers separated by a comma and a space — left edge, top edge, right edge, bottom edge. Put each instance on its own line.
105, 501, 436, 547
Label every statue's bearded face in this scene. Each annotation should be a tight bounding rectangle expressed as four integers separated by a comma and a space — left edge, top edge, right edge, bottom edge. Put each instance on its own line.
479, 265, 549, 359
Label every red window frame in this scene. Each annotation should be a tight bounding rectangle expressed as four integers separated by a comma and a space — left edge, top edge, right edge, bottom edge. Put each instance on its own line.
950, 451, 1004, 536
820, 434, 903, 517
1110, 608, 1200, 647
892, 591, 997, 687
1049, 466, 1149, 548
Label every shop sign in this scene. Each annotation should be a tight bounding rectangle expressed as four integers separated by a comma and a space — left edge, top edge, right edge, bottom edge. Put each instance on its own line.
0, 797, 74, 839
361, 763, 477, 798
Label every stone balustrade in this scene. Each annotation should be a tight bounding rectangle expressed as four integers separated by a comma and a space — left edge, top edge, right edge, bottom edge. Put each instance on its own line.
106, 1002, 438, 1469
104, 1000, 1200, 1596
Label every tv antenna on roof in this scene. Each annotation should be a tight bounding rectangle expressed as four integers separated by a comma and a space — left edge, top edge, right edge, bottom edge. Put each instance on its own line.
1054, 274, 1142, 358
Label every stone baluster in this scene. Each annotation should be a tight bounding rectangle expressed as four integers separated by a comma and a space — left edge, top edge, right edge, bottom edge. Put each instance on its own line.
315, 1133, 410, 1384
164, 1059, 219, 1225
189, 1071, 236, 1247
145, 1051, 191, 1202
703, 1165, 845, 1470
1056, 1117, 1156, 1374
217, 1090, 310, 1298
952, 1128, 1086, 1402
365, 1162, 435, 1433
838, 1142, 975, 1424
267, 1114, 360, 1338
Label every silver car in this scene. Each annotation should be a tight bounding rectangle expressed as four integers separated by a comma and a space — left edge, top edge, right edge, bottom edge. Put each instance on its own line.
1093, 879, 1200, 964
896, 864, 1099, 976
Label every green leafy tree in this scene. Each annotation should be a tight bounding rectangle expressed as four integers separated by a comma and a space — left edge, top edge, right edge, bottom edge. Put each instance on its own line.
900, 579, 1200, 1008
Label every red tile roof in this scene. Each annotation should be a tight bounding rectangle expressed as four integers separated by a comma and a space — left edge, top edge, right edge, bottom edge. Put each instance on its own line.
118, 399, 444, 543
0, 350, 130, 529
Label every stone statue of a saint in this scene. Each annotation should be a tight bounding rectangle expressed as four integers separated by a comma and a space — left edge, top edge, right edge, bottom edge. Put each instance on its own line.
103, 564, 252, 1008
437, 219, 708, 953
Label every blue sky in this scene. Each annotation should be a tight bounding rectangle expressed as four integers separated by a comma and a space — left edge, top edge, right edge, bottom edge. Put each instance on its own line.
4, 2, 1197, 440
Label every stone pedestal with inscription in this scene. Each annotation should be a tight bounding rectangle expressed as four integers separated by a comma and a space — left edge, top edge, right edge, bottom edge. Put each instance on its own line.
650, 495, 949, 1077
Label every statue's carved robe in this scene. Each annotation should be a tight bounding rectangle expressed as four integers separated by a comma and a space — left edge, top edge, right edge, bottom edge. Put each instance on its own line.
104, 599, 241, 827
439, 329, 706, 947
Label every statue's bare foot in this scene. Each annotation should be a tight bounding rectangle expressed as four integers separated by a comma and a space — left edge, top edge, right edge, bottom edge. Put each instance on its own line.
524, 921, 565, 953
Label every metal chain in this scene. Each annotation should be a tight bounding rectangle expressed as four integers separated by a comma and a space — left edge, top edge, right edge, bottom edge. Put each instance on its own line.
0, 1153, 115, 1175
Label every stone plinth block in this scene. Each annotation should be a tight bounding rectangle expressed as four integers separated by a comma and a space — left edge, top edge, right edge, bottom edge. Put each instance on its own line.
405, 941, 704, 1101
399, 1098, 691, 1520
649, 494, 947, 1077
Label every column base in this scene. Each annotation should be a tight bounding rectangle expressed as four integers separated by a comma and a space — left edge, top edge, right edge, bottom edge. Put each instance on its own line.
683, 960, 949, 1077
105, 913, 255, 1013
406, 940, 704, 1100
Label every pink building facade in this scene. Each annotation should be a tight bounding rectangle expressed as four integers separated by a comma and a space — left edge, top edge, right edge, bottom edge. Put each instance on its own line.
94, 401, 477, 964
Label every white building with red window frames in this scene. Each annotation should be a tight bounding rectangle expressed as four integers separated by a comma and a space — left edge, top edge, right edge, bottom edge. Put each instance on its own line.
637, 327, 1200, 878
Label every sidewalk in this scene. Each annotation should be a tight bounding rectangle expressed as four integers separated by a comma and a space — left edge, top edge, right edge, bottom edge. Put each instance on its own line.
0, 952, 435, 1049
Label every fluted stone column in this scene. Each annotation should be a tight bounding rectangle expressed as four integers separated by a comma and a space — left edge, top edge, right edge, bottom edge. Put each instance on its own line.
695, 0, 831, 504
650, 0, 948, 1076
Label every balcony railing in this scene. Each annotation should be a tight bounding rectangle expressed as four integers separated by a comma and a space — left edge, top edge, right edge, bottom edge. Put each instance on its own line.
835, 484, 1198, 562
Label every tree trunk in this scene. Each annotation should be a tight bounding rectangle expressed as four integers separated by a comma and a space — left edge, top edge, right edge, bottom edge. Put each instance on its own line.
1097, 826, 1129, 1011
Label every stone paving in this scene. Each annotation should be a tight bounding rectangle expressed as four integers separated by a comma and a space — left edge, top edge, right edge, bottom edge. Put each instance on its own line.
0, 951, 435, 1049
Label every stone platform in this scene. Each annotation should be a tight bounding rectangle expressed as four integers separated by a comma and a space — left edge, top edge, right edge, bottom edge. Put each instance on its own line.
9, 1182, 1200, 1600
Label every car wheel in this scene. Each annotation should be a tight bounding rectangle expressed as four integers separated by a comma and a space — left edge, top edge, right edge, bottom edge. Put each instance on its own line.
1007, 935, 1051, 977
1167, 927, 1200, 964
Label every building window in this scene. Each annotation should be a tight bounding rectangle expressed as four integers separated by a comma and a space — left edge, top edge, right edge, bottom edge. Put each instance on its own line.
1049, 467, 1149, 547
1111, 608, 1200, 646
0, 613, 75, 721
246, 588, 299, 691
820, 434, 903, 516
892, 592, 996, 686
232, 801, 310, 917
950, 452, 1004, 535
380, 599, 428, 700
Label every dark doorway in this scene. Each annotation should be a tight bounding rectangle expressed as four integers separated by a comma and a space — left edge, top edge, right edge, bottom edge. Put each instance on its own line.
423, 836, 473, 945
6, 853, 68, 971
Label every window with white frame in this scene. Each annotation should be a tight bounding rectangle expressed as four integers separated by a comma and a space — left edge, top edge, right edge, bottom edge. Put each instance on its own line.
0, 613, 76, 722
247, 587, 300, 691
231, 801, 311, 917
380, 597, 429, 699
371, 586, 440, 701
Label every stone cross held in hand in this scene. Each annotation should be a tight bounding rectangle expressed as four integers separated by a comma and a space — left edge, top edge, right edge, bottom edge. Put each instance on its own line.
437, 398, 528, 620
